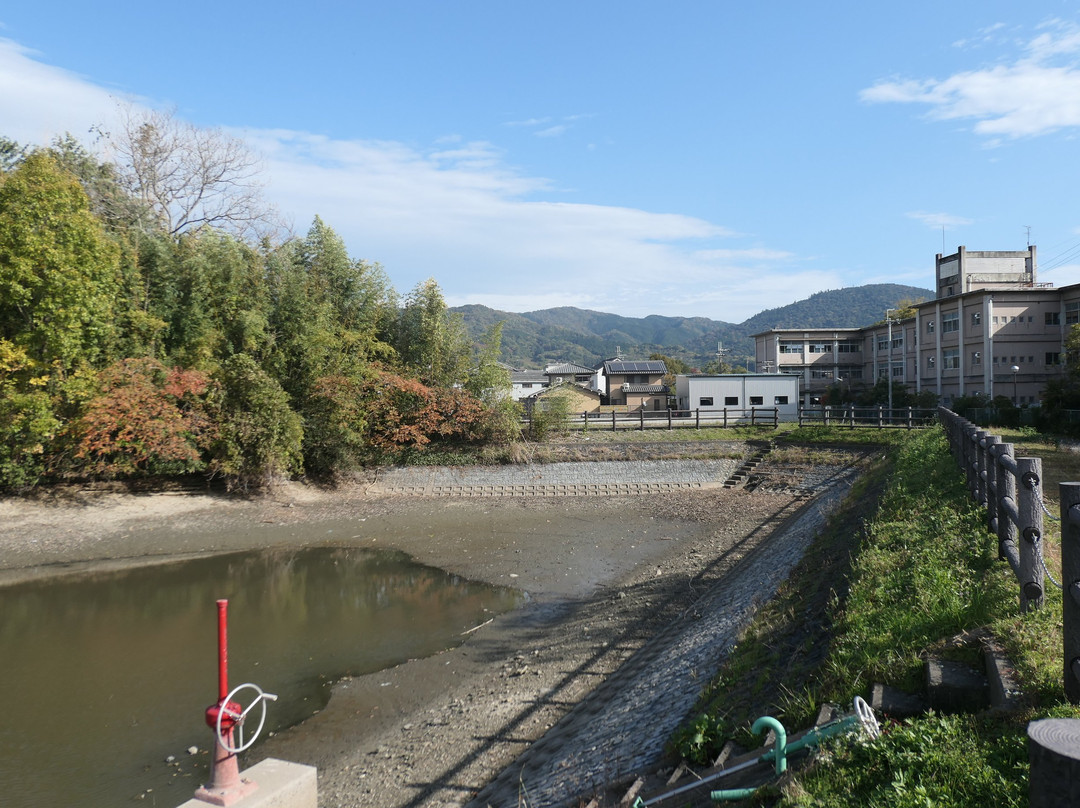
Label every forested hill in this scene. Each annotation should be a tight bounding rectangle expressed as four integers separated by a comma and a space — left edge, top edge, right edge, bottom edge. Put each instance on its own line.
455, 282, 932, 369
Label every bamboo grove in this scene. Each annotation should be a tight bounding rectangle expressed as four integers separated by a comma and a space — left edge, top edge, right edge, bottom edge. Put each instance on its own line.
0, 126, 517, 490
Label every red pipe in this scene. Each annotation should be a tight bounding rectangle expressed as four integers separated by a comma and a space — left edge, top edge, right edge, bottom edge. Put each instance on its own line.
217, 599, 228, 702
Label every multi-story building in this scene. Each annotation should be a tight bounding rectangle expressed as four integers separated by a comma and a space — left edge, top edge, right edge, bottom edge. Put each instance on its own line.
754, 246, 1073, 406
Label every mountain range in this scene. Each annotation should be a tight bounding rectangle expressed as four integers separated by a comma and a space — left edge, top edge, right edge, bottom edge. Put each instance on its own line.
454, 283, 932, 370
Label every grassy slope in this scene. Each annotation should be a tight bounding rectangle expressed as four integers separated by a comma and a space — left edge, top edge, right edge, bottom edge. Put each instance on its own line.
672, 426, 1080, 807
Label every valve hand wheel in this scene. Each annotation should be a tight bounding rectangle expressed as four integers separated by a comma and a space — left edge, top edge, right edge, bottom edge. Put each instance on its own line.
215, 683, 278, 754
853, 695, 880, 739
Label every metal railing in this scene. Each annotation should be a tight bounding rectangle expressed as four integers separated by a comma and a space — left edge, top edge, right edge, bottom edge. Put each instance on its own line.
938, 407, 1045, 613
798, 405, 937, 429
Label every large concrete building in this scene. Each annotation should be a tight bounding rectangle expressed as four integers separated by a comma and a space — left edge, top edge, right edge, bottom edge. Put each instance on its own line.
754, 246, 1075, 406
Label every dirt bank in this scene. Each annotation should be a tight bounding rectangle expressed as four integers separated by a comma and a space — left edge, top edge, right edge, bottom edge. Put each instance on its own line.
0, 465, 829, 807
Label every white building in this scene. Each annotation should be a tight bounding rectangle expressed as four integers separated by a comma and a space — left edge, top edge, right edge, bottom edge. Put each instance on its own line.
674, 374, 800, 421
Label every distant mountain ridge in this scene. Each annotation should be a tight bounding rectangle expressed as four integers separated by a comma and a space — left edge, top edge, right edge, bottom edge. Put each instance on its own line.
455, 282, 932, 370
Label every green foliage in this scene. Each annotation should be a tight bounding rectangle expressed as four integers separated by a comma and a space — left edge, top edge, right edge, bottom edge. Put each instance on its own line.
826, 429, 1013, 697
301, 373, 372, 475
0, 150, 121, 370
526, 387, 573, 440
0, 382, 60, 490
396, 278, 470, 388
209, 354, 303, 489
788, 714, 1028, 808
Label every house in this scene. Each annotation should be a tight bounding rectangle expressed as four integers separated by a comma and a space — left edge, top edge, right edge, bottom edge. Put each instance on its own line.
597, 359, 669, 411
509, 369, 548, 401
521, 381, 602, 415
753, 245, 1072, 407
543, 362, 595, 387
675, 374, 800, 421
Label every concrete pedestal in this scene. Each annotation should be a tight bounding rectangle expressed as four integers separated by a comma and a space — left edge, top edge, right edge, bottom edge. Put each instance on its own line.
178, 759, 317, 808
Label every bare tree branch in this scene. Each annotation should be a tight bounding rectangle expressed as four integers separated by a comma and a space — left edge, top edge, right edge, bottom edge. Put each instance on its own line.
107, 106, 284, 240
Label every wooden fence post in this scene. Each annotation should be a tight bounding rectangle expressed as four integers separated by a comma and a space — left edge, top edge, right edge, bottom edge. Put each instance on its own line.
998, 443, 1017, 562
695, 408, 700, 429
611, 411, 616, 432
639, 408, 644, 431
1016, 457, 1045, 612
1028, 718, 1080, 806
985, 435, 1001, 536
975, 430, 988, 508
1060, 482, 1080, 704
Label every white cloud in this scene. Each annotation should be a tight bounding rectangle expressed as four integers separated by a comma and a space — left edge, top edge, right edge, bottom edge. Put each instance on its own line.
862, 21, 1080, 138
0, 36, 811, 321
906, 211, 975, 229
0, 38, 129, 146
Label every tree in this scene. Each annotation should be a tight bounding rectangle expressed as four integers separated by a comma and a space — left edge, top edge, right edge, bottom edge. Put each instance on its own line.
106, 107, 280, 239
72, 358, 214, 476
396, 278, 470, 388
210, 353, 303, 489
0, 151, 121, 371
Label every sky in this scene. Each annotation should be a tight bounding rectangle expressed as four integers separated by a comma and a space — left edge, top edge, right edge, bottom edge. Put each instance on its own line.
5, 2, 1080, 322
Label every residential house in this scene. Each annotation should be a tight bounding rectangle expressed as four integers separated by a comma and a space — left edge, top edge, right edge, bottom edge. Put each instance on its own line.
597, 359, 669, 411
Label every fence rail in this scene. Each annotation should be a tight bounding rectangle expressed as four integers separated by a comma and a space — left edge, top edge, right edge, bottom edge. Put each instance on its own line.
938, 406, 1045, 615
580, 407, 781, 432
798, 405, 937, 429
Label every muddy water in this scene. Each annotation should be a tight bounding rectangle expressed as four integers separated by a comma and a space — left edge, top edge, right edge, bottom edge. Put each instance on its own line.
0, 546, 523, 808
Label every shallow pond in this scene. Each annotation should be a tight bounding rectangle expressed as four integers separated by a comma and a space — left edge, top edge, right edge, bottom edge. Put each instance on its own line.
0, 546, 523, 808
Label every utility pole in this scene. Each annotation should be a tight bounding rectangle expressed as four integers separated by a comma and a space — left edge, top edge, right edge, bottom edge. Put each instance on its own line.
716, 341, 729, 371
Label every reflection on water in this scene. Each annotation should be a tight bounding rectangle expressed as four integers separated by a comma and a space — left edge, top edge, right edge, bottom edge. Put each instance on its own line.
0, 547, 523, 808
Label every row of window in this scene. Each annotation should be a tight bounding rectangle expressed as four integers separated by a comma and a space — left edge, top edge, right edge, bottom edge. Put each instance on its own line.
779, 341, 862, 354
927, 311, 1074, 332
930, 350, 1061, 369
699, 396, 789, 406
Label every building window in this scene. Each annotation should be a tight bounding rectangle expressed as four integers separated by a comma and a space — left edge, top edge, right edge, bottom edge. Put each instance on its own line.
926, 321, 935, 334
992, 316, 999, 325
837, 341, 861, 352
1046, 311, 1061, 326
971, 351, 982, 365
942, 312, 959, 333
943, 349, 960, 369
811, 369, 832, 379
927, 356, 936, 367
845, 368, 863, 379
878, 367, 888, 379
877, 338, 888, 351
891, 336, 904, 348
778, 342, 803, 354
1047, 352, 1062, 366
699, 397, 713, 406
749, 396, 763, 405
891, 365, 904, 377
971, 312, 982, 326
808, 343, 832, 353
1067, 302, 1080, 325
774, 395, 789, 405
724, 396, 739, 405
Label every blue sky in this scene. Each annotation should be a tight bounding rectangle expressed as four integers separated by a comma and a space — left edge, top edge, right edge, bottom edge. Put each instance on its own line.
5, 2, 1080, 321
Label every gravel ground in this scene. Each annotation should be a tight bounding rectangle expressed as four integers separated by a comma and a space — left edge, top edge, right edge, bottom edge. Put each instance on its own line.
0, 446, 864, 807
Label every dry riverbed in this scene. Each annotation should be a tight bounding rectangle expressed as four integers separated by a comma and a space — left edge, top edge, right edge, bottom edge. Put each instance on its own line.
0, 449, 851, 807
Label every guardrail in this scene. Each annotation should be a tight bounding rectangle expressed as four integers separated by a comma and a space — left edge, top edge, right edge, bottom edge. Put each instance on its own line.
938, 407, 1045, 613
798, 406, 937, 429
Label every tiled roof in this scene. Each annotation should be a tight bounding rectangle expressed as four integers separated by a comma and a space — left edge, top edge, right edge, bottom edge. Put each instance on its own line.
544, 362, 594, 375
621, 384, 669, 394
